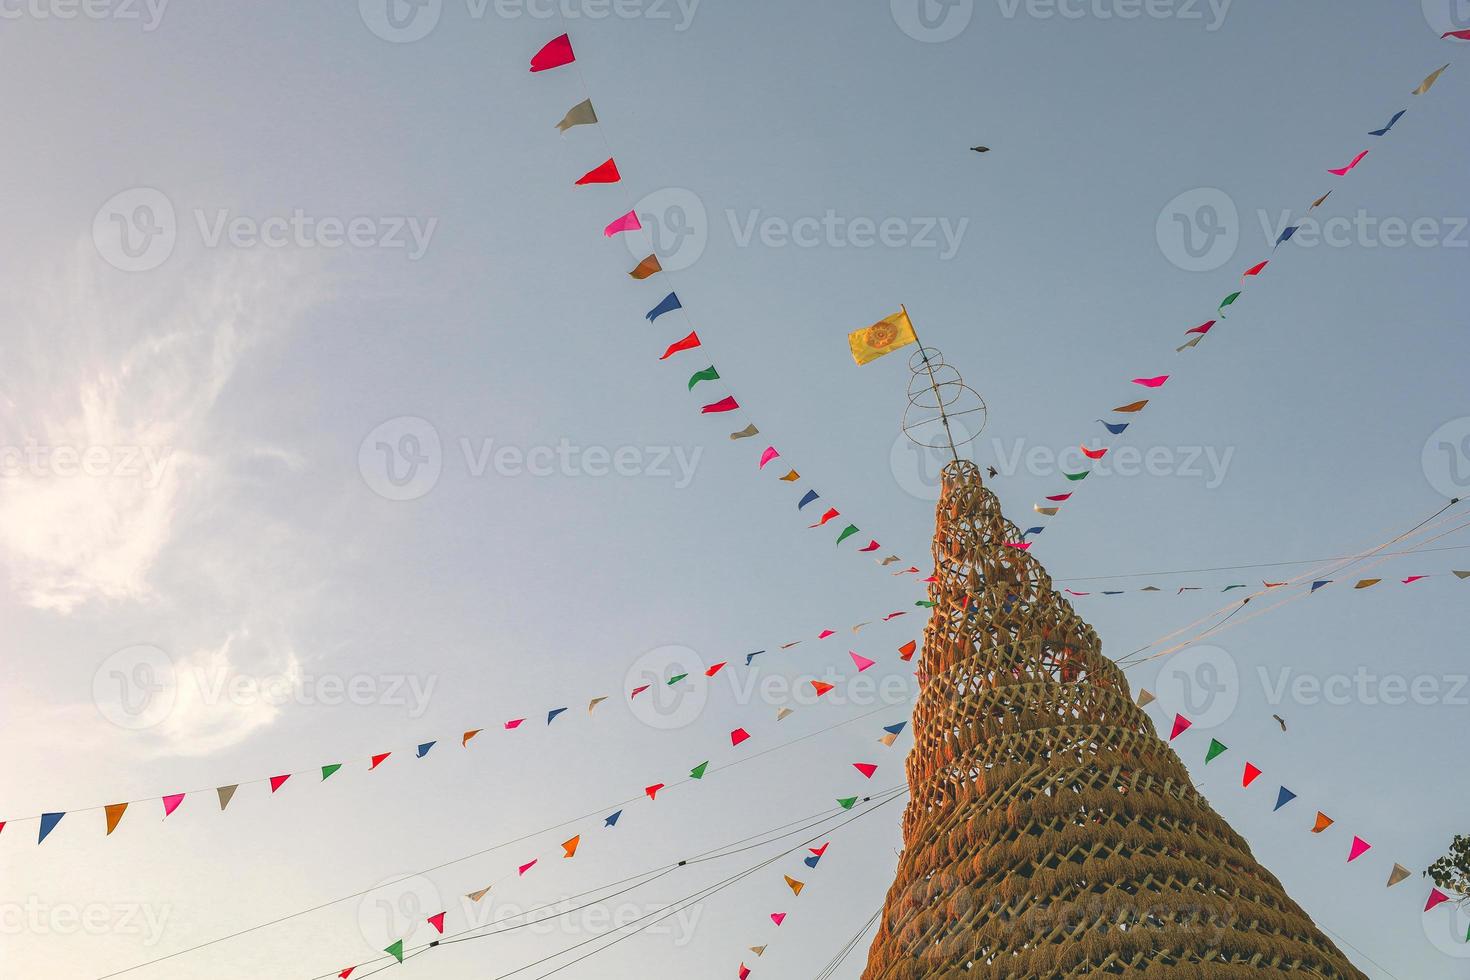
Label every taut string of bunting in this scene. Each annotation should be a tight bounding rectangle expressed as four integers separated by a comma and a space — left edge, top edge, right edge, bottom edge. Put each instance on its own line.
5, 605, 919, 843
1016, 45, 1464, 549
1138, 692, 1459, 926
1055, 540, 1470, 584
530, 30, 918, 574
1116, 501, 1469, 670
1062, 565, 1470, 598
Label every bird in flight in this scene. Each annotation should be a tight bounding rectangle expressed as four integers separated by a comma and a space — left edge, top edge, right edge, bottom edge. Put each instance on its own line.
987, 466, 999, 479
970, 146, 990, 153
1272, 714, 1288, 732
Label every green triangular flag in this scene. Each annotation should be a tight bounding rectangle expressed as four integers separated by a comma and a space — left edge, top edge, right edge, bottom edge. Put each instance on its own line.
321, 764, 342, 781
837, 796, 857, 810
1219, 291, 1241, 314
690, 761, 708, 780
385, 939, 404, 963
687, 366, 720, 390
915, 600, 937, 608
667, 673, 688, 685
1064, 470, 1089, 482
1204, 739, 1228, 764
836, 524, 860, 546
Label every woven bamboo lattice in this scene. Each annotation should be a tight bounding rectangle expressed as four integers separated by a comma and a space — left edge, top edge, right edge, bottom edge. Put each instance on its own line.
861, 460, 1365, 979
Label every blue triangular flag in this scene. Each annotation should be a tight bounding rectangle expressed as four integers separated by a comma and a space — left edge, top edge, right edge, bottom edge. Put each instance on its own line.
604, 810, 622, 827
1274, 786, 1297, 811
1022, 526, 1044, 538
38, 811, 64, 844
1102, 590, 1125, 595
416, 741, 436, 758
882, 722, 907, 736
797, 490, 819, 510
1275, 226, 1299, 248
1310, 580, 1331, 592
547, 707, 568, 725
1097, 419, 1130, 435
646, 292, 682, 322
804, 854, 822, 869
745, 650, 765, 666
1369, 109, 1406, 137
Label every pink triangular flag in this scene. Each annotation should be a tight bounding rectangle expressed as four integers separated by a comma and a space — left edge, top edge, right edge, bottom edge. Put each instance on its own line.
161, 793, 185, 817
853, 763, 878, 779
518, 860, 537, 876
529, 33, 575, 72
730, 728, 750, 747
850, 652, 876, 672
427, 911, 446, 933
1132, 375, 1170, 388
1348, 837, 1372, 862
603, 210, 642, 237
758, 446, 780, 469
504, 718, 524, 730
1328, 149, 1369, 176
1426, 888, 1452, 912
770, 913, 786, 926
1168, 714, 1192, 740
817, 629, 835, 639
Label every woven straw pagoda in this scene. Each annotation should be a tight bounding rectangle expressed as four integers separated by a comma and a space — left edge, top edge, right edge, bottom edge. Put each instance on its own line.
862, 460, 1365, 978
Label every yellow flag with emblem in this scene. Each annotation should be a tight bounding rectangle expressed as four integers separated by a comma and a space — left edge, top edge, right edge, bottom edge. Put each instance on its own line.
848, 308, 918, 365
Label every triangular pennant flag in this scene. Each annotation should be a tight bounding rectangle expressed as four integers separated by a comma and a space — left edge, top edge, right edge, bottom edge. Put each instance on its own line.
416, 742, 436, 759
604, 210, 642, 237
776, 707, 793, 721
38, 812, 64, 844
428, 911, 446, 934
1328, 150, 1369, 176
811, 680, 835, 697
1063, 471, 1089, 482
784, 875, 805, 896
835, 524, 860, 547
782, 471, 803, 483
667, 673, 688, 686
1098, 420, 1130, 435
746, 651, 765, 665
837, 797, 857, 810
630, 253, 662, 279
462, 730, 482, 747
646, 292, 682, 322
162, 793, 185, 817
850, 652, 876, 672
1113, 400, 1149, 413
604, 810, 622, 828
1218, 291, 1241, 315
705, 662, 726, 677
518, 860, 537, 876
575, 158, 620, 186
690, 761, 709, 779
1311, 580, 1331, 592
898, 640, 917, 662
1415, 64, 1451, 95
1273, 786, 1297, 811
739, 966, 750, 980
701, 396, 739, 414
504, 718, 525, 730
589, 697, 607, 713
730, 728, 750, 747
1387, 864, 1412, 888
878, 733, 898, 747
883, 722, 907, 736
1168, 714, 1192, 740
1348, 836, 1372, 862
1243, 763, 1263, 788
1403, 575, 1429, 584
770, 913, 786, 926
547, 707, 568, 725
467, 886, 492, 902
751, 945, 767, 956
1369, 109, 1407, 137
853, 762, 878, 779
385, 940, 404, 964
529, 33, 575, 72
1132, 375, 1170, 388
797, 489, 820, 510
562, 835, 580, 859
1312, 811, 1335, 833
1241, 260, 1268, 282
555, 98, 596, 133
1453, 570, 1470, 579
339, 969, 354, 979
1205, 738, 1228, 763
808, 507, 840, 528
1081, 444, 1107, 460
645, 783, 664, 800
758, 446, 780, 469
1355, 579, 1381, 589
1136, 689, 1156, 707
730, 423, 759, 440
1176, 334, 1206, 352
1309, 191, 1332, 210
270, 774, 291, 793
321, 764, 342, 780
1275, 225, 1300, 247
370, 753, 391, 770
805, 852, 824, 867
1426, 888, 1452, 911
217, 784, 239, 809
105, 803, 128, 836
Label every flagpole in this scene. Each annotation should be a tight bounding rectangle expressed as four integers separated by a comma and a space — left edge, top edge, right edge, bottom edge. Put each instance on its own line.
902, 304, 960, 464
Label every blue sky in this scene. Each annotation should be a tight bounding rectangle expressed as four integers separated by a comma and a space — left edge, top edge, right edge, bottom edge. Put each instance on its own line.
1, 2, 1469, 977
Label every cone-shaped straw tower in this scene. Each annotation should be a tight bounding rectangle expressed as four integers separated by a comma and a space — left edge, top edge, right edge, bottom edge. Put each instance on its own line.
862, 460, 1364, 978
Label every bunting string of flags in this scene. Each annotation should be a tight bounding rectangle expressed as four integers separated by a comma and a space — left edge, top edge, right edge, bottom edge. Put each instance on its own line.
1059, 566, 1470, 598
1139, 692, 1460, 931
6, 607, 920, 845
1020, 49, 1462, 546
531, 33, 916, 574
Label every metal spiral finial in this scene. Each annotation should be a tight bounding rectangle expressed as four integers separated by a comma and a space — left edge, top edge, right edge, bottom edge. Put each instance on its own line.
901, 345, 987, 458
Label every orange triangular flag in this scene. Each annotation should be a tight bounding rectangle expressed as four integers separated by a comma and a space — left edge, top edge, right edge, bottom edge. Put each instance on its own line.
466, 886, 491, 902
462, 729, 482, 746
562, 835, 580, 858
784, 875, 805, 896
104, 803, 128, 836
1386, 864, 1412, 888
898, 640, 917, 662
1113, 399, 1149, 413
780, 470, 800, 482
811, 680, 835, 697
1136, 689, 1156, 707
1312, 812, 1335, 834
629, 254, 661, 279
588, 696, 608, 713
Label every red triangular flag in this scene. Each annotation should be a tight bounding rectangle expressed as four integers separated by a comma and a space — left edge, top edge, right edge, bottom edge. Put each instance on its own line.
853, 762, 878, 779
770, 913, 786, 926
370, 752, 391, 770
574, 158, 620, 185
645, 783, 665, 800
269, 774, 290, 793
529, 34, 575, 72
1426, 888, 1452, 912
706, 662, 727, 676
898, 640, 917, 662
1242, 763, 1263, 787
338, 969, 354, 979
1168, 714, 1192, 740
518, 860, 537, 876
811, 680, 835, 697
427, 912, 446, 934
730, 728, 750, 747
701, 396, 740, 414
658, 331, 701, 360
